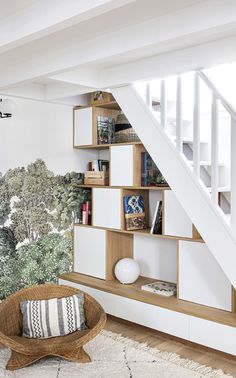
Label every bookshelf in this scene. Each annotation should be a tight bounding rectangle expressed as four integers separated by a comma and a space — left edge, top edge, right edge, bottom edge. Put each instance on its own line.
59, 93, 236, 355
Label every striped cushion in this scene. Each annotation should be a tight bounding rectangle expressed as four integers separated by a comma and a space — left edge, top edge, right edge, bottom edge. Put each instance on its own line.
20, 293, 87, 339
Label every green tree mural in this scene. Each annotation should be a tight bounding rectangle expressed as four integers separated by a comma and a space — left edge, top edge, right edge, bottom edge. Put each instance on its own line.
53, 172, 90, 231
0, 159, 86, 299
9, 160, 55, 243
17, 234, 72, 286
0, 227, 21, 300
0, 173, 11, 225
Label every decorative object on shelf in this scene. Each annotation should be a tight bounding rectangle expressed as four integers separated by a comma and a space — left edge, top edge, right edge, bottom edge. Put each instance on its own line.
123, 195, 146, 230
115, 112, 140, 143
114, 258, 140, 284
97, 116, 115, 144
141, 152, 168, 186
141, 280, 177, 297
84, 171, 109, 186
150, 201, 162, 234
91, 91, 113, 105
0, 98, 15, 118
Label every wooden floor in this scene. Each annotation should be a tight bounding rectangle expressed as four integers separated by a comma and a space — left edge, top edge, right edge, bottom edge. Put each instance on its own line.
105, 315, 236, 376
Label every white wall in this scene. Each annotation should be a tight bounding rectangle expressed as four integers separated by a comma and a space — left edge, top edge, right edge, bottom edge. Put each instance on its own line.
0, 97, 97, 174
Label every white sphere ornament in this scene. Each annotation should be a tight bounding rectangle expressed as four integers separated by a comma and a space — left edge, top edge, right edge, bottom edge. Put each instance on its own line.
114, 258, 140, 284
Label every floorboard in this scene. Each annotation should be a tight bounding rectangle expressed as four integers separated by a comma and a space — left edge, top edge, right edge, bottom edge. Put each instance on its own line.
105, 315, 236, 376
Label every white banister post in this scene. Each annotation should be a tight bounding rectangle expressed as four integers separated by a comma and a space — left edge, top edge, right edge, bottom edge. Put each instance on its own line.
231, 117, 236, 233
146, 82, 152, 108
176, 76, 183, 153
193, 72, 200, 178
160, 79, 166, 129
211, 94, 219, 204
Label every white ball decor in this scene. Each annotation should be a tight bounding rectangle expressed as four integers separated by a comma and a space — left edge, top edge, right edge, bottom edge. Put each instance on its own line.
114, 258, 140, 284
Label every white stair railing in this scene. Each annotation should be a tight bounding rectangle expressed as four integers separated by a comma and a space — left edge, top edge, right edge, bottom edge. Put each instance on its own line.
112, 83, 236, 287
144, 71, 236, 235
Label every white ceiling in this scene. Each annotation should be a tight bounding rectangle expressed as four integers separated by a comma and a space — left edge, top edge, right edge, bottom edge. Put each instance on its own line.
0, 0, 236, 106
0, 0, 36, 19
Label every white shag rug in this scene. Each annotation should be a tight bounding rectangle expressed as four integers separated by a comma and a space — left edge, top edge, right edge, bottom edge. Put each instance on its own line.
0, 330, 233, 378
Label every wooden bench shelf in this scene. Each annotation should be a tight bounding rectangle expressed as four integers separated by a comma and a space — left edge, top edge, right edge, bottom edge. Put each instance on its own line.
74, 141, 143, 149
60, 272, 236, 328
74, 184, 170, 191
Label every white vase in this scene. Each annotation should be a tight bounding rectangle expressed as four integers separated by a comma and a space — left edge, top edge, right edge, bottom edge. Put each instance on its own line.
114, 258, 140, 284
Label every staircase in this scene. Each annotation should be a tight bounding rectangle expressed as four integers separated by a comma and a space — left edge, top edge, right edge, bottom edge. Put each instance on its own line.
112, 71, 236, 288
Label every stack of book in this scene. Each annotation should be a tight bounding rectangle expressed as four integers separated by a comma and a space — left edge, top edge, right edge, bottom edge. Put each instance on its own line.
82, 201, 91, 225
123, 195, 146, 230
87, 159, 109, 172
141, 152, 168, 187
150, 201, 162, 235
141, 280, 177, 297
97, 116, 115, 144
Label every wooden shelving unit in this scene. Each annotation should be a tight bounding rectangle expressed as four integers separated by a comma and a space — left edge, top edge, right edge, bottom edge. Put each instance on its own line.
60, 93, 236, 356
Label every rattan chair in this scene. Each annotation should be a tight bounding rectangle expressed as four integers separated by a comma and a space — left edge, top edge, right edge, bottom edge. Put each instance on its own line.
0, 284, 107, 370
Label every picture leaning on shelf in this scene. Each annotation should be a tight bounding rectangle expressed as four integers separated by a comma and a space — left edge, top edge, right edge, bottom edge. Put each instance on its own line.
123, 195, 147, 231
150, 201, 162, 235
97, 116, 115, 144
141, 152, 168, 187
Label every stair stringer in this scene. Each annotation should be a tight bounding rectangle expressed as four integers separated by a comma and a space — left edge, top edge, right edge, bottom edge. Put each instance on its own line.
112, 85, 236, 289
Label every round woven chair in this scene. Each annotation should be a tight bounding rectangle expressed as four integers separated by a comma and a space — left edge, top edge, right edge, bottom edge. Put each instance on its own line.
0, 284, 107, 370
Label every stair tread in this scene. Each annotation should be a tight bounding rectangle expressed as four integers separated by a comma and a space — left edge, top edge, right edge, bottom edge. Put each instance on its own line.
189, 160, 225, 167
170, 136, 208, 144
206, 186, 230, 192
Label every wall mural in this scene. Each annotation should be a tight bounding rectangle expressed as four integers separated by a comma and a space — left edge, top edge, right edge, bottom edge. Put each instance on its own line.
0, 159, 88, 299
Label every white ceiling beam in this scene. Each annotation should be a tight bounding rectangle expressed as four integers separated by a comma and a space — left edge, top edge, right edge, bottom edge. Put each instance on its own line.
45, 81, 95, 100
0, 0, 134, 53
97, 34, 236, 87
0, 83, 46, 101
0, 0, 236, 89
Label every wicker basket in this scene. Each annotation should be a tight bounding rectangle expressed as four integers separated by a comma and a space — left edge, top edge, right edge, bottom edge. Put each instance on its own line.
115, 112, 140, 143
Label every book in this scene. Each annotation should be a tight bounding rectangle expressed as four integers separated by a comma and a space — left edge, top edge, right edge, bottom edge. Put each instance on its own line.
150, 201, 160, 234
141, 152, 167, 186
97, 116, 115, 144
152, 201, 162, 235
141, 280, 177, 297
123, 195, 146, 230
89, 159, 109, 172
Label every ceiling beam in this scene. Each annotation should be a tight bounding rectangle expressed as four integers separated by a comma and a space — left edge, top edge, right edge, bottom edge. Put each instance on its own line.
0, 0, 134, 53
0, 0, 236, 89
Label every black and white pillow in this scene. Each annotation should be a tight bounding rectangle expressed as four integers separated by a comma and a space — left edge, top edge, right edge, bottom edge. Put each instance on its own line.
20, 293, 87, 339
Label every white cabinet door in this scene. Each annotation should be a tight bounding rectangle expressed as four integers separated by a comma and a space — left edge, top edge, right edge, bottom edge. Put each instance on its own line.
59, 279, 189, 340
189, 316, 236, 356
179, 241, 232, 311
110, 145, 134, 186
74, 226, 106, 279
74, 107, 93, 146
93, 188, 121, 229
164, 190, 193, 238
